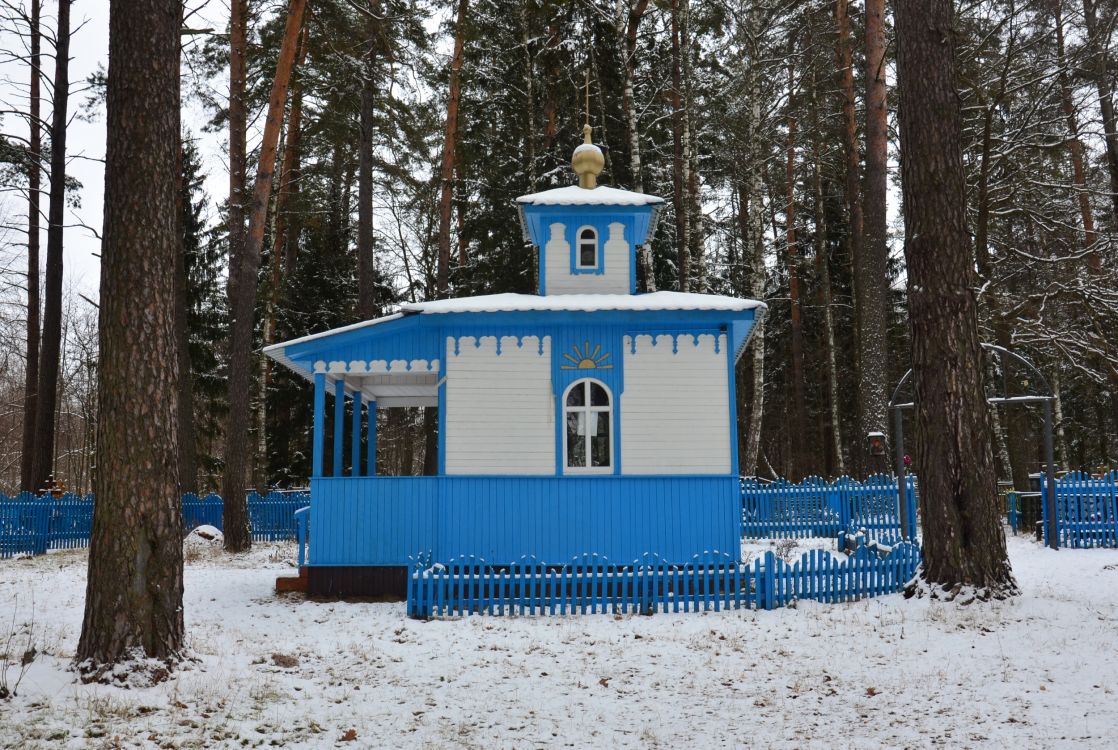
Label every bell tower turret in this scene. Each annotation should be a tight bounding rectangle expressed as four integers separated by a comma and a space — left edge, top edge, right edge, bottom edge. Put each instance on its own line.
516, 127, 664, 296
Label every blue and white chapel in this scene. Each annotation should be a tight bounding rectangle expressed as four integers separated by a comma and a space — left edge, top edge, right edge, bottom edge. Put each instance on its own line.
266, 126, 766, 595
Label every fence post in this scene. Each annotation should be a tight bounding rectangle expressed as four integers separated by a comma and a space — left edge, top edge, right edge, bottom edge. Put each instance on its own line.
34, 497, 50, 555
1043, 401, 1058, 550
894, 406, 908, 539
904, 476, 917, 539
762, 551, 775, 610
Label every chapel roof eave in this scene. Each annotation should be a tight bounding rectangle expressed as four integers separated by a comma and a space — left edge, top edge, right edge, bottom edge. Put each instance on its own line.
265, 292, 767, 354
515, 184, 666, 207
263, 292, 767, 384
398, 291, 765, 315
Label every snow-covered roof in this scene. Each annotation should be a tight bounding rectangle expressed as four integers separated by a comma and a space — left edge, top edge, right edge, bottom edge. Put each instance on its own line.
516, 184, 665, 206
265, 292, 764, 355
400, 291, 765, 314
263, 312, 404, 355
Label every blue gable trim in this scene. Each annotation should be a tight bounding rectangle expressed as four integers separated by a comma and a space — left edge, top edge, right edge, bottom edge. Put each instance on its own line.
278, 307, 757, 383
520, 204, 657, 248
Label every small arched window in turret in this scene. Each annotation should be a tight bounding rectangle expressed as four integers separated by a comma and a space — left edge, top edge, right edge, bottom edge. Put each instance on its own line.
576, 226, 599, 269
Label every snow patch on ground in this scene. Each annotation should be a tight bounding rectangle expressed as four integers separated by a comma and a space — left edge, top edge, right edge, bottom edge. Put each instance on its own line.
1, 535, 1116, 748
741, 535, 847, 565
183, 525, 223, 550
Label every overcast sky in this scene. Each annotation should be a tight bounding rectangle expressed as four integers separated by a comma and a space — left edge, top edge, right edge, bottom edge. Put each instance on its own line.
1, 1, 229, 299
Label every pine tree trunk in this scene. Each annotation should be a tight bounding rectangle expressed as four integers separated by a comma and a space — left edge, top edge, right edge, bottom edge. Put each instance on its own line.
21, 0, 41, 492
784, 56, 808, 480
282, 74, 305, 279
226, 0, 247, 491
971, 84, 1009, 484
895, 0, 1015, 597
267, 26, 308, 342
31, 0, 71, 492
988, 376, 1014, 481
521, 4, 535, 294
742, 11, 766, 476
1081, 0, 1118, 223
620, 0, 654, 292
223, 0, 307, 551
358, 1, 381, 316
228, 0, 247, 318
1055, 8, 1099, 264
995, 322, 1032, 491
76, 0, 184, 675
834, 1, 863, 458
681, 0, 703, 292
1062, 3, 1116, 451
621, 0, 649, 194
670, 0, 690, 291
422, 407, 438, 476
687, 135, 704, 291
809, 67, 845, 477
858, 0, 891, 468
437, 0, 466, 299
1052, 370, 1070, 469
174, 142, 198, 494
541, 16, 561, 154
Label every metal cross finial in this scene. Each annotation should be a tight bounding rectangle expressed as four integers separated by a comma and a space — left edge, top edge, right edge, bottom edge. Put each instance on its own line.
584, 68, 591, 142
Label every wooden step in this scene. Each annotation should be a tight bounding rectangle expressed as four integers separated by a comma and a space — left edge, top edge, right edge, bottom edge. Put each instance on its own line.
275, 566, 309, 593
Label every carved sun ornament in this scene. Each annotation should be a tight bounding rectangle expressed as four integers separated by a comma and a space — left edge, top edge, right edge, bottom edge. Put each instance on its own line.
561, 341, 613, 370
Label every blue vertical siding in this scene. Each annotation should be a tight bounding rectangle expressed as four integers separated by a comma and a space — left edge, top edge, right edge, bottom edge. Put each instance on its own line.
308, 475, 738, 566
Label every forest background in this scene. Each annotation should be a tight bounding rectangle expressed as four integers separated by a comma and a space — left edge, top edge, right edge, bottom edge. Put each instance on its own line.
0, 0, 1116, 496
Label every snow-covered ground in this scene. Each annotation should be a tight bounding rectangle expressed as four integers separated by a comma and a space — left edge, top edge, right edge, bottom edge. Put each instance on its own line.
1, 532, 1116, 749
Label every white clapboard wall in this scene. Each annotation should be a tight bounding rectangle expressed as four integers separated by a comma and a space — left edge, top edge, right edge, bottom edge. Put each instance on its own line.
444, 335, 555, 475
544, 221, 631, 295
620, 333, 730, 474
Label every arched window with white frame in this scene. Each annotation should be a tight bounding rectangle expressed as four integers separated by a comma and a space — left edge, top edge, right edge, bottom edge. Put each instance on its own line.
563, 378, 612, 472
576, 226, 599, 269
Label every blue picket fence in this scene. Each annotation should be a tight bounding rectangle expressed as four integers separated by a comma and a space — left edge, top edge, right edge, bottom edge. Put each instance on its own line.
0, 491, 310, 559
0, 493, 93, 558
1042, 471, 1118, 548
407, 542, 922, 618
180, 492, 310, 541
741, 474, 918, 539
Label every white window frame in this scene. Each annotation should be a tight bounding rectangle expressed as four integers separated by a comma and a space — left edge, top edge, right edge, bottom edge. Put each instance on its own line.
575, 225, 599, 270
562, 378, 613, 474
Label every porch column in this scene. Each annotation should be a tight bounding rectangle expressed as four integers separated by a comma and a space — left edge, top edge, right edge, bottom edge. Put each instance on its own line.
333, 379, 345, 476
312, 373, 325, 477
351, 391, 363, 476
367, 399, 377, 476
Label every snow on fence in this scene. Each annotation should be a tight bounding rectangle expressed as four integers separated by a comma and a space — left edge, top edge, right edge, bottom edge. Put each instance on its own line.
407, 543, 922, 618
0, 491, 310, 558
741, 474, 918, 540
1042, 471, 1118, 549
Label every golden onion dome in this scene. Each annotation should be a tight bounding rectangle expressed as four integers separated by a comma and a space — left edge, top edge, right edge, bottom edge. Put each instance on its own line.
571, 123, 604, 189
